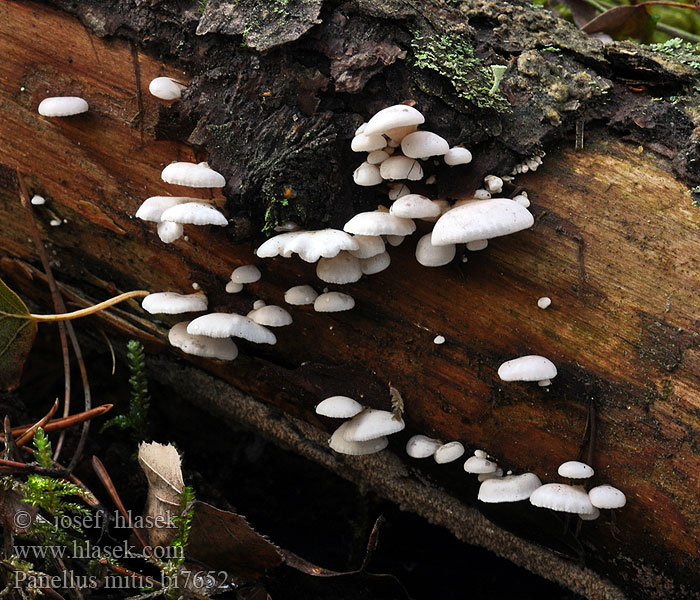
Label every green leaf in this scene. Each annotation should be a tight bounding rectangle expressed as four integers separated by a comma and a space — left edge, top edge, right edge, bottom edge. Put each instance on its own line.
0, 278, 37, 391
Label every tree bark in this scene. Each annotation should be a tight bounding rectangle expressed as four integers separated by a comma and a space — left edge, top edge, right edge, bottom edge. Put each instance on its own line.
1, 0, 699, 598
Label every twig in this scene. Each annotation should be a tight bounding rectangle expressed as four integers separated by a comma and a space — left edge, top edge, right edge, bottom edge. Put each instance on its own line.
1, 405, 114, 439
0, 560, 66, 600
15, 399, 59, 447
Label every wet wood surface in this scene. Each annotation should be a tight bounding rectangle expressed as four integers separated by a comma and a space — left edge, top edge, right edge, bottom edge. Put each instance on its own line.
0, 1, 699, 598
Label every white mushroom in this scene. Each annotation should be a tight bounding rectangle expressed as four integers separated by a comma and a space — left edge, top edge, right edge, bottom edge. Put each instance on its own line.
142, 292, 208, 315
225, 281, 244, 294
388, 183, 411, 200
558, 461, 594, 479
464, 456, 498, 474
466, 239, 488, 252
530, 483, 594, 514
400, 131, 449, 159
344, 211, 415, 237
363, 104, 425, 136
359, 252, 391, 275
390, 194, 442, 219
329, 421, 388, 455
537, 296, 552, 309
342, 409, 405, 442
247, 305, 293, 327
136, 197, 203, 222
351, 133, 386, 152
415, 234, 456, 267
231, 265, 262, 284
406, 435, 441, 459
161, 162, 226, 188
30, 195, 46, 206
379, 156, 423, 181
484, 175, 504, 194
160, 202, 227, 226
314, 292, 355, 312
497, 355, 557, 386
38, 97, 89, 117
478, 473, 542, 503
284, 285, 318, 305
256, 229, 359, 263
353, 162, 383, 186
349, 235, 385, 259
434, 441, 465, 464
316, 396, 364, 419
589, 485, 626, 509
367, 150, 390, 165
316, 252, 363, 284
444, 147, 472, 166
157, 221, 184, 243
187, 313, 276, 344
168, 322, 237, 361
149, 77, 186, 100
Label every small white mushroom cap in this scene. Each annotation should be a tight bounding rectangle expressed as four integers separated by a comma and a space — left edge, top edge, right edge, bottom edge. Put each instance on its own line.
473, 189, 491, 200
316, 251, 363, 284
388, 183, 411, 200
390, 194, 442, 219
157, 221, 184, 243
431, 198, 534, 246
256, 229, 359, 263
474, 449, 488, 459
401, 131, 449, 159
252, 299, 267, 311
149, 77, 186, 100
466, 239, 488, 251
434, 441, 465, 464
385, 234, 405, 247
351, 133, 386, 153
136, 197, 202, 222
316, 396, 363, 419
484, 175, 504, 194
444, 147, 472, 166
225, 281, 244, 294
349, 235, 385, 259
367, 150, 390, 165
579, 507, 601, 521
530, 483, 594, 514
187, 313, 276, 344
344, 211, 416, 237
406, 435, 441, 459
415, 234, 456, 267
160, 202, 227, 226
314, 292, 355, 312
142, 292, 208, 315
364, 104, 425, 136
379, 156, 423, 181
478, 473, 543, 503
284, 285, 318, 305
419, 199, 451, 223
360, 252, 391, 275
168, 322, 238, 361
31, 195, 45, 206
161, 162, 226, 188
342, 409, 405, 442
231, 265, 261, 284
433, 335, 445, 345
558, 461, 595, 479
384, 124, 418, 143
248, 305, 293, 327
353, 162, 383, 186
513, 194, 530, 208
538, 296, 552, 309
38, 97, 89, 117
589, 485, 626, 509
464, 456, 499, 474
329, 421, 388, 455
478, 468, 504, 482
497, 355, 557, 383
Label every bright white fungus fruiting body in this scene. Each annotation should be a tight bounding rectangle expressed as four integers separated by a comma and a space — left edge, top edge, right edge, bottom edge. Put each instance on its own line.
314, 292, 355, 312
342, 409, 405, 442
497, 355, 557, 385
537, 296, 552, 309
256, 229, 359, 263
478, 473, 542, 503
157, 221, 184, 243
444, 147, 472, 166
160, 202, 227, 226
161, 162, 225, 188
380, 156, 423, 181
31, 195, 45, 206
390, 194, 442, 219
349, 235, 385, 259
344, 211, 415, 237
142, 292, 208, 315
316, 252, 363, 284
284, 285, 318, 305
464, 456, 498, 474
353, 162, 383, 186
415, 234, 456, 267
400, 131, 449, 159
225, 281, 244, 294
589, 485, 626, 509
434, 441, 465, 464
248, 305, 293, 327
187, 313, 276, 344
149, 77, 185, 100
558, 461, 594, 479
530, 483, 594, 514
363, 104, 425, 136
231, 265, 261, 284
38, 97, 89, 117
168, 322, 238, 361
406, 435, 441, 459
329, 421, 388, 455
316, 396, 364, 419
433, 335, 446, 345
360, 252, 391, 275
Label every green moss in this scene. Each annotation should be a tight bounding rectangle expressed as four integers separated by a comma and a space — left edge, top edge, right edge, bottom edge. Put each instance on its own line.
645, 38, 700, 70
410, 31, 509, 112
690, 185, 700, 208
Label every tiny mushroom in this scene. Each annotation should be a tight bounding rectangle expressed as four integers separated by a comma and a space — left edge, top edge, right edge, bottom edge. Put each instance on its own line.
359, 251, 391, 275
30, 195, 45, 206
136, 197, 201, 222
225, 281, 244, 294
349, 235, 385, 259
415, 234, 456, 267
329, 421, 388, 456
344, 210, 416, 237
558, 461, 594, 479
363, 104, 425, 136
314, 292, 355, 312
187, 313, 276, 345
231, 265, 262, 284
248, 305, 293, 327
161, 162, 226, 188
478, 473, 542, 503
353, 162, 383, 186
464, 455, 498, 474
256, 229, 359, 263
316, 396, 364, 419
142, 292, 208, 315
316, 252, 363, 284
149, 77, 186, 100
379, 156, 423, 181
168, 322, 238, 361
406, 435, 442, 459
538, 296, 552, 309
157, 221, 184, 244
160, 202, 228, 227
530, 483, 595, 515
284, 285, 318, 305
389, 194, 442, 219
497, 355, 557, 387
434, 441, 465, 464
400, 131, 449, 159
589, 485, 627, 509
342, 409, 405, 442
38, 97, 89, 117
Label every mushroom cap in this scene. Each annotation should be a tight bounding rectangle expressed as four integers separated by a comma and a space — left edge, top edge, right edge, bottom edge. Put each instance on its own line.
466, 239, 488, 251
497, 355, 557, 382
351, 133, 386, 152
342, 409, 405, 442
415, 233, 456, 267
187, 313, 276, 344
478, 468, 504, 482
379, 156, 424, 181
538, 296, 552, 309
406, 435, 441, 459
390, 194, 442, 219
349, 235, 385, 259
38, 97, 89, 117
401, 131, 449, 159
589, 485, 626, 509
149, 77, 185, 100
316, 396, 363, 419
431, 198, 534, 245
484, 175, 504, 194
530, 483, 594, 514
314, 292, 355, 312
30, 195, 46, 206
558, 461, 595, 479
388, 183, 411, 200
157, 221, 184, 243
225, 281, 243, 293
248, 305, 293, 327
464, 455, 499, 474
168, 322, 238, 361
161, 162, 226, 188
284, 285, 318, 305
329, 421, 388, 455
344, 211, 416, 237
160, 202, 228, 226
142, 292, 208, 315
256, 229, 359, 263
360, 252, 391, 275
364, 105, 425, 136
478, 473, 543, 503
316, 251, 363, 284
353, 162, 383, 186
231, 265, 262, 284
136, 196, 203, 222
434, 441, 465, 464
367, 150, 390, 165
444, 146, 473, 166
384, 124, 418, 143
579, 507, 601, 521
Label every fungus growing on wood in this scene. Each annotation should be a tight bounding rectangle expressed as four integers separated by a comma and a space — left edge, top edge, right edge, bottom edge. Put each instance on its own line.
38, 97, 88, 117
168, 322, 238, 361
160, 202, 228, 227
444, 147, 473, 166
314, 292, 355, 312
187, 313, 276, 344
400, 131, 449, 159
380, 156, 423, 181
316, 396, 363, 419
349, 235, 385, 259
464, 455, 499, 474
316, 252, 363, 284
538, 296, 552, 309
342, 409, 405, 442
149, 77, 185, 100
389, 194, 442, 219
406, 435, 441, 459
498, 355, 557, 387
161, 162, 225, 188
231, 265, 262, 284
353, 162, 383, 186
284, 285, 318, 305
478, 473, 542, 503
415, 234, 456, 267
530, 483, 595, 515
247, 305, 293, 327
256, 229, 359, 263
142, 292, 208, 315
558, 461, 594, 479
589, 485, 627, 509
363, 104, 425, 135
434, 441, 465, 464
359, 252, 391, 275
343, 211, 416, 237
329, 421, 388, 455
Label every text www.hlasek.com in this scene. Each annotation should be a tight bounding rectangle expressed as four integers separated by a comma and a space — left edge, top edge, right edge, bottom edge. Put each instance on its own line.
14, 539, 183, 560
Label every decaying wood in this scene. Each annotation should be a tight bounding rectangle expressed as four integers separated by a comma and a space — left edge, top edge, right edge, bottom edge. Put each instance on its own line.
1, 0, 699, 598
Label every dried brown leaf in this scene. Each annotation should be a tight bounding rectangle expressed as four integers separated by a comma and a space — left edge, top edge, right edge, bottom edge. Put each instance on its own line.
582, 5, 654, 40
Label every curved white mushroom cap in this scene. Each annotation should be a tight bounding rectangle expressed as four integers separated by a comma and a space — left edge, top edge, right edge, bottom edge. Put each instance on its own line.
538, 296, 552, 309
284, 285, 318, 305
349, 235, 385, 259
530, 483, 594, 514
329, 421, 388, 455
231, 265, 261, 284
256, 229, 359, 263
589, 485, 626, 509
248, 305, 292, 327
342, 409, 405, 442
351, 133, 386, 152
160, 202, 227, 226
390, 194, 442, 219
466, 239, 488, 251
353, 162, 383, 186
168, 322, 238, 361
136, 197, 202, 222
149, 77, 185, 100
344, 211, 416, 237
401, 131, 449, 159
415, 233, 456, 267
385, 125, 418, 143
444, 147, 472, 166
157, 221, 184, 243
30, 195, 46, 206
579, 507, 601, 520
434, 441, 465, 464
379, 156, 423, 181
225, 281, 244, 294
367, 150, 390, 165
497, 355, 557, 382
38, 97, 89, 117
360, 251, 391, 275
406, 435, 441, 459
252, 299, 266, 311
484, 175, 503, 194
464, 455, 499, 474
478, 473, 542, 503
364, 105, 425, 136
432, 198, 534, 246
314, 292, 354, 312
161, 162, 226, 188
316, 396, 363, 419
513, 194, 531, 208
388, 183, 411, 201
142, 292, 208, 315
558, 461, 594, 479
316, 252, 363, 284
187, 313, 276, 344
478, 468, 504, 482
